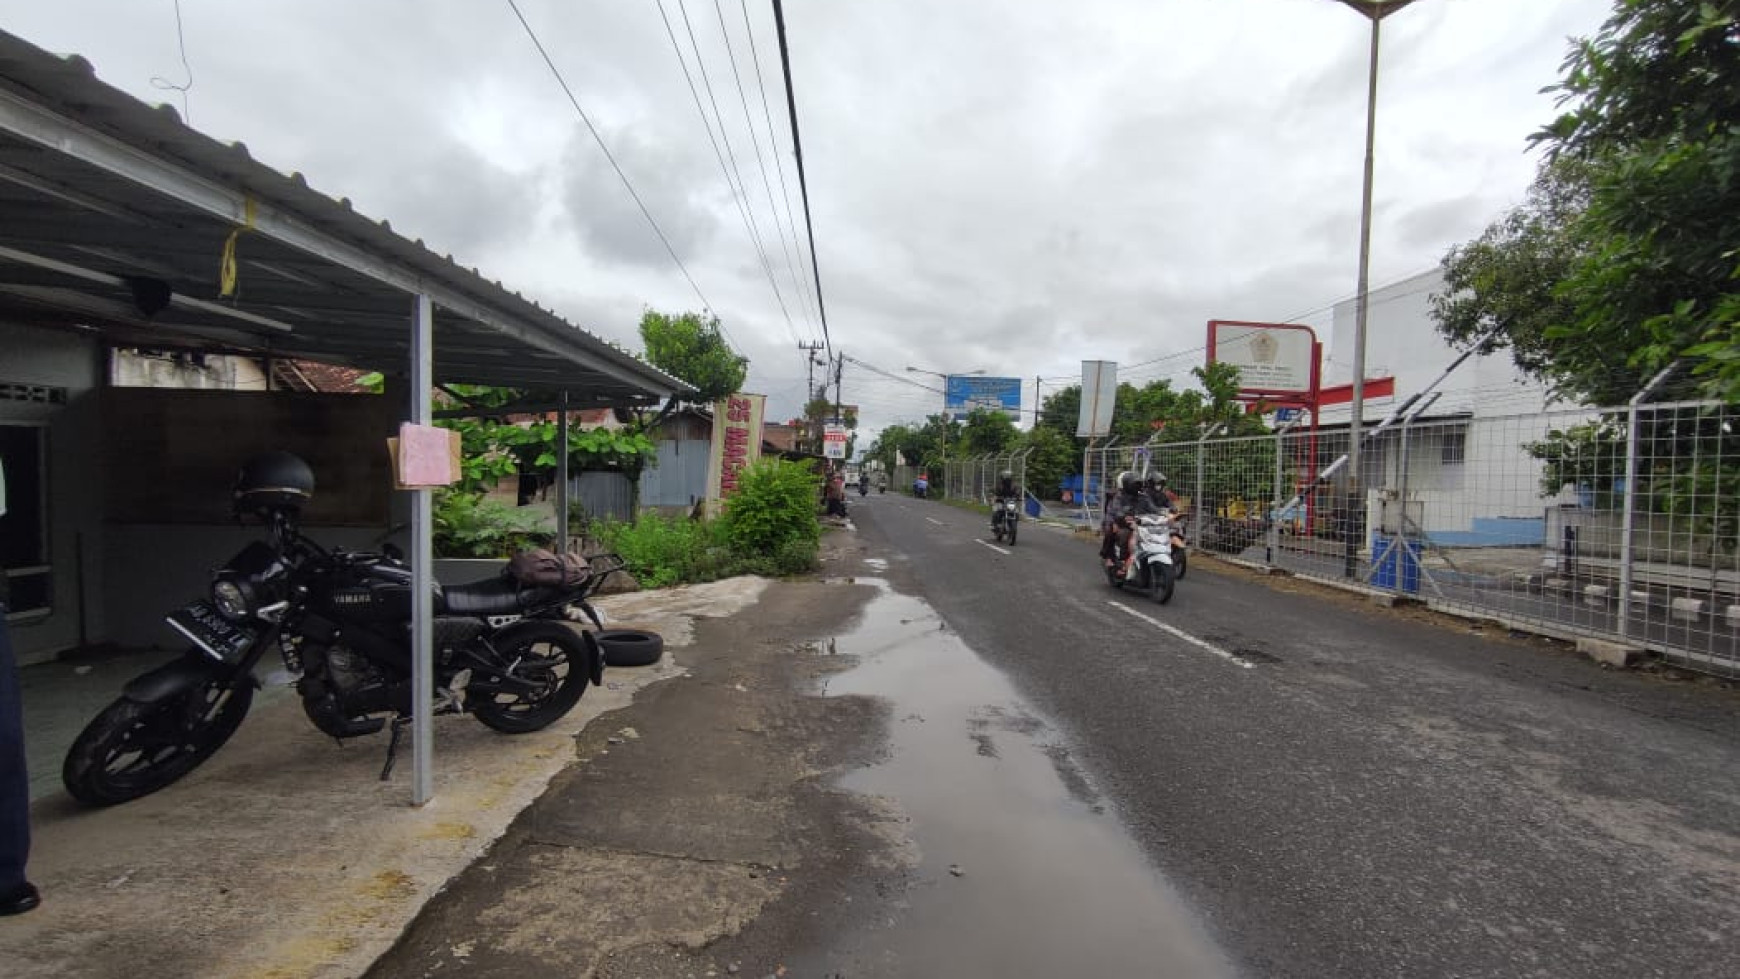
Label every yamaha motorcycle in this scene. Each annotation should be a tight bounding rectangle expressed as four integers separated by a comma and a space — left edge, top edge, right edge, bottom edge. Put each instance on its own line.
62, 455, 614, 807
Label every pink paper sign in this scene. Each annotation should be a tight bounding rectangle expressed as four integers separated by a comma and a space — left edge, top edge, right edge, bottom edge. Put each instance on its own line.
398, 423, 458, 487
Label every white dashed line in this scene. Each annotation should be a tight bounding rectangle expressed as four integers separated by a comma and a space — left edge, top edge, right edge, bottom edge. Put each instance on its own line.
925, 517, 944, 526
974, 539, 1011, 555
1107, 602, 1256, 669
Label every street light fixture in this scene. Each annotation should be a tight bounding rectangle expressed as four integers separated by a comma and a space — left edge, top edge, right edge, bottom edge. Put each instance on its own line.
907, 365, 986, 460
1329, 0, 1427, 577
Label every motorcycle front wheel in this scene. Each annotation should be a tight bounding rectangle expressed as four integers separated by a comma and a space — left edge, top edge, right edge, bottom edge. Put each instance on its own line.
1154, 560, 1177, 605
62, 673, 254, 807
1007, 520, 1018, 547
472, 621, 593, 734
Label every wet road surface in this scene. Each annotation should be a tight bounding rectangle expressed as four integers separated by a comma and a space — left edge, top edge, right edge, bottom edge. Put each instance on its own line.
787, 580, 1233, 977
847, 492, 1740, 979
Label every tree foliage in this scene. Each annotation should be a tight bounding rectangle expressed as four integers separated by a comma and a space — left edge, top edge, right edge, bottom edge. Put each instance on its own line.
639, 309, 748, 404
1436, 0, 1740, 404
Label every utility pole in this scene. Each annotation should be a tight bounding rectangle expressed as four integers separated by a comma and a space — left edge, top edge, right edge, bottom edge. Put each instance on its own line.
798, 340, 824, 453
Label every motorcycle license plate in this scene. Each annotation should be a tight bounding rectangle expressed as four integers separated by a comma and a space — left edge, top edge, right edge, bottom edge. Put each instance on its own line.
167, 601, 257, 665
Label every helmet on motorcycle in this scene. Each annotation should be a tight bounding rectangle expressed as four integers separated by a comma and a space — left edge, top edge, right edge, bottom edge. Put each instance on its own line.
234, 450, 315, 514
1118, 471, 1141, 493
999, 469, 1013, 481
1148, 472, 1167, 488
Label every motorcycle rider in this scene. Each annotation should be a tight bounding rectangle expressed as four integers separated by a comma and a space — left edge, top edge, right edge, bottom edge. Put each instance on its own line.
1100, 471, 1159, 576
1144, 472, 1179, 512
991, 469, 1018, 532
1145, 472, 1188, 551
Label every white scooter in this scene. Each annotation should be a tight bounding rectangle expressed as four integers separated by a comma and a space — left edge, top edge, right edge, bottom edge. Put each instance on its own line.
1106, 512, 1178, 604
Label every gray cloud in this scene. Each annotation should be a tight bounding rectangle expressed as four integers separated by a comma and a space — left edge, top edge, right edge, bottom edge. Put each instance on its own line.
7, 0, 1618, 431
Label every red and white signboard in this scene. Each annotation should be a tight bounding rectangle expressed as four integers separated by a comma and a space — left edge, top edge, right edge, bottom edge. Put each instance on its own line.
707, 392, 767, 510
823, 424, 848, 460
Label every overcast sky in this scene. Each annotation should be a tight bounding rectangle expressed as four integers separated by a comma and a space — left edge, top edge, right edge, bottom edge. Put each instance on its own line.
8, 0, 1614, 436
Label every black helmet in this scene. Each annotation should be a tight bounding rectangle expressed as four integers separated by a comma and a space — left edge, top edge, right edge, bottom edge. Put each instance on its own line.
235, 450, 315, 513
999, 469, 1013, 481
1119, 471, 1141, 493
1148, 472, 1167, 487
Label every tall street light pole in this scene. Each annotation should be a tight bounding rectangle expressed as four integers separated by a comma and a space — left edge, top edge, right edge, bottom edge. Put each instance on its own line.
1332, 0, 1423, 577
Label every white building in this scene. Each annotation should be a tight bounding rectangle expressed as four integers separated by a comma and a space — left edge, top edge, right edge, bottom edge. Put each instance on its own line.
1315, 269, 1583, 548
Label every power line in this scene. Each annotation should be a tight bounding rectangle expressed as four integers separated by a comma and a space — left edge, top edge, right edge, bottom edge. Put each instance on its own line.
716, 0, 820, 343
505, 0, 735, 349
840, 353, 945, 395
771, 0, 831, 359
668, 0, 797, 344
740, 0, 820, 335
653, 0, 798, 345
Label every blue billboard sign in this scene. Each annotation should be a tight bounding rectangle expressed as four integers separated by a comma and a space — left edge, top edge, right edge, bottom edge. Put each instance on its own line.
944, 376, 1023, 420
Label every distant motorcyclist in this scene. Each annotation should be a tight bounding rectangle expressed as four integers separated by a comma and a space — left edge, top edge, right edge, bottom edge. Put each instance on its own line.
1100, 471, 1159, 574
858, 472, 870, 496
991, 469, 1019, 532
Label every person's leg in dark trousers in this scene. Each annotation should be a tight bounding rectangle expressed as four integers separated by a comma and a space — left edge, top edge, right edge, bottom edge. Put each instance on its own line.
0, 604, 39, 915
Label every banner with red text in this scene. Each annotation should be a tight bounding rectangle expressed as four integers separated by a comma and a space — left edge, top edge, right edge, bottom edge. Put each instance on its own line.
706, 392, 767, 513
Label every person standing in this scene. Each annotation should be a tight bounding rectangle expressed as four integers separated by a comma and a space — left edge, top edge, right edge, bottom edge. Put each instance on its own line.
0, 555, 40, 915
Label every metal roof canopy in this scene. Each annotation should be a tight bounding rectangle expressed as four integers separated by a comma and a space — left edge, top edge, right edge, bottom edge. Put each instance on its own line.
0, 29, 698, 808
0, 30, 693, 405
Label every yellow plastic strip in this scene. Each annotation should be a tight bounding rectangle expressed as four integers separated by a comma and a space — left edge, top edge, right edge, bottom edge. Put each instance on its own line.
218, 197, 257, 297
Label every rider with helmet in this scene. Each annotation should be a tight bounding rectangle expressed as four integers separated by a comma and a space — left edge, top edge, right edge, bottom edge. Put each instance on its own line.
1100, 471, 1159, 574
991, 469, 1019, 532
1143, 472, 1179, 512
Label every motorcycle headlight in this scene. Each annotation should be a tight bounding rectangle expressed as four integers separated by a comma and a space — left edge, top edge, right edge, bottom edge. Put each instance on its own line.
212, 579, 253, 621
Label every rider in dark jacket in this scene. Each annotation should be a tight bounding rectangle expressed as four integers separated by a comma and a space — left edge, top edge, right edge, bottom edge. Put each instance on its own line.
1100, 471, 1158, 572
992, 470, 1018, 531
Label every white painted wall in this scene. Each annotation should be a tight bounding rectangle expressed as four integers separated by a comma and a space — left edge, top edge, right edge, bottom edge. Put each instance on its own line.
0, 321, 106, 664
1320, 269, 1556, 421
110, 350, 268, 390
1316, 271, 1571, 544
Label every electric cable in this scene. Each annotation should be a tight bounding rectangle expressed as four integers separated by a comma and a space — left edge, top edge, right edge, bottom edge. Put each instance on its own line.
505, 0, 737, 350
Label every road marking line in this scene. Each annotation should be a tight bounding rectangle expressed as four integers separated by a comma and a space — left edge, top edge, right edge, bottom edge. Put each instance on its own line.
925, 517, 944, 525
974, 539, 1011, 555
1107, 602, 1256, 669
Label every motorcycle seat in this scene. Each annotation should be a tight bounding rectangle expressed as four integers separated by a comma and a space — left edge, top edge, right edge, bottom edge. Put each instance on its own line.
439, 576, 565, 617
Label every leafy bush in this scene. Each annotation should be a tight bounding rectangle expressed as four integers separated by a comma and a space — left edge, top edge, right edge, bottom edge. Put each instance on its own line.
595, 461, 823, 588
721, 459, 821, 554
595, 513, 713, 589
433, 490, 552, 558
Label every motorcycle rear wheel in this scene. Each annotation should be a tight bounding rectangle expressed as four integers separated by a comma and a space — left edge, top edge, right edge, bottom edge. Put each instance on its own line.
62, 674, 254, 807
472, 622, 593, 734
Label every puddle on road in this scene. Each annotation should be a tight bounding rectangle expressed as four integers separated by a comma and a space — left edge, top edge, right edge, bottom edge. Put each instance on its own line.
798, 580, 1235, 978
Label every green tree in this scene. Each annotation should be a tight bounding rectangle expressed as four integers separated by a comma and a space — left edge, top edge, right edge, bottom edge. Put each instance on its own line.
639, 309, 748, 404
1436, 0, 1740, 404
958, 408, 1019, 455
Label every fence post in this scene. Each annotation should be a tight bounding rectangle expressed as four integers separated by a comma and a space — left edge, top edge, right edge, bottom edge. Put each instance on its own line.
1195, 423, 1222, 547
1617, 363, 1681, 641
1269, 417, 1301, 567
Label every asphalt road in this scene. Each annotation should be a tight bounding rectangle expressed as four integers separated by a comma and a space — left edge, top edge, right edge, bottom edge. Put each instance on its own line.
848, 492, 1740, 979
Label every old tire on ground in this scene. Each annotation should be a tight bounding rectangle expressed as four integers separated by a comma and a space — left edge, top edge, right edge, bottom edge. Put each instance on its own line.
596, 628, 664, 667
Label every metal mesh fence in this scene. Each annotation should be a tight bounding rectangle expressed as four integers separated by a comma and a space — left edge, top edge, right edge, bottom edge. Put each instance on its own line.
1168, 401, 1738, 677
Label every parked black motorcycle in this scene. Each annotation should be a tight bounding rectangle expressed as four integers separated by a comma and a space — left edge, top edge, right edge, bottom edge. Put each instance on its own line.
62, 452, 614, 807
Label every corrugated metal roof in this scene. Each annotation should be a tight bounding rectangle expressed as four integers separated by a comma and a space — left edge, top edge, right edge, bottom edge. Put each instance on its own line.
0, 29, 694, 404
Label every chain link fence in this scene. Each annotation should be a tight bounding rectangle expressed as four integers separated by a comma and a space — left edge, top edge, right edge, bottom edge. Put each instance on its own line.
1138, 401, 1739, 677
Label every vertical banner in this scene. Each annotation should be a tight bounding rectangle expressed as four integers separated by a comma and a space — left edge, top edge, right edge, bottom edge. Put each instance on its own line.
706, 392, 767, 513
1077, 360, 1118, 437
